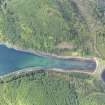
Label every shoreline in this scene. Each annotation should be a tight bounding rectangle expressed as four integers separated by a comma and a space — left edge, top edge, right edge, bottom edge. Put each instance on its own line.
0, 66, 96, 79
0, 41, 97, 61
0, 41, 97, 78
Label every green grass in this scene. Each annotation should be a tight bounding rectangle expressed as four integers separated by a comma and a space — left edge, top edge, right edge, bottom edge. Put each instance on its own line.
96, 31, 105, 59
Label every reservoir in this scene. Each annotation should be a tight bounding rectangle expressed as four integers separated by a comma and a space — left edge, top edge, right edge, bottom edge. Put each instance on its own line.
0, 44, 96, 76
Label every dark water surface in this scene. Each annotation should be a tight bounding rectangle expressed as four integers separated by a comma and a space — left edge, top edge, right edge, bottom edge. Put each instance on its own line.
0, 45, 96, 76
101, 70, 105, 81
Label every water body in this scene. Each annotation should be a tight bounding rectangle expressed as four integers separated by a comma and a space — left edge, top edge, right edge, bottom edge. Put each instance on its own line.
0, 44, 96, 76
101, 70, 105, 81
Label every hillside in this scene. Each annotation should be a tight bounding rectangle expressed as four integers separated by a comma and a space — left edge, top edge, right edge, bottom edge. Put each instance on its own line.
0, 0, 105, 57
0, 71, 105, 105
0, 0, 105, 105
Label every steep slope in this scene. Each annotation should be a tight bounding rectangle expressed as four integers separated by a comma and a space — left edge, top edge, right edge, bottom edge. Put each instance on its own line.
0, 0, 104, 57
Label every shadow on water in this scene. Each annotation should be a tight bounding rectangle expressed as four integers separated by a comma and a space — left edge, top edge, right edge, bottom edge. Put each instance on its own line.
101, 70, 105, 81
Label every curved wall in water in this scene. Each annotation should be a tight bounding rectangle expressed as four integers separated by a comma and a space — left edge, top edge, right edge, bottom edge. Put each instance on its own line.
0, 45, 96, 76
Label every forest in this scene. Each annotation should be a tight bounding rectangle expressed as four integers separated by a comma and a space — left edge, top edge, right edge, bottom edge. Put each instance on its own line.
0, 0, 105, 57
0, 0, 105, 105
0, 70, 105, 105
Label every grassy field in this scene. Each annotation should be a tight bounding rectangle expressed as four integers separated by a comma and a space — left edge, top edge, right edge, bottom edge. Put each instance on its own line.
0, 70, 105, 105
